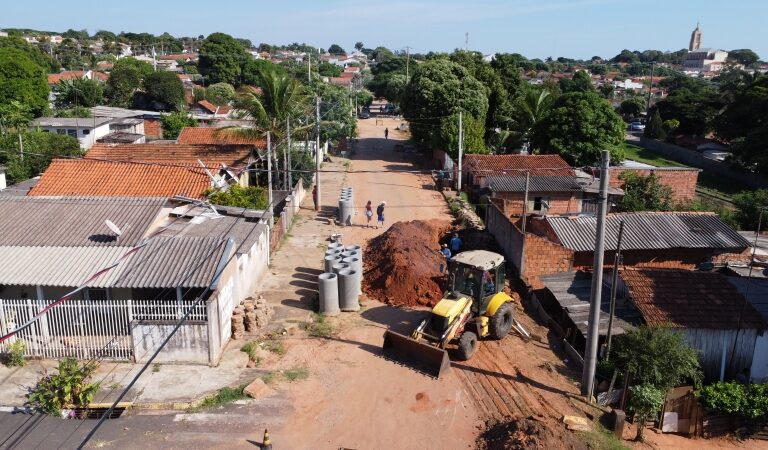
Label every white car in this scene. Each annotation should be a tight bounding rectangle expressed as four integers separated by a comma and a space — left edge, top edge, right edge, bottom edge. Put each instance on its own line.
630, 122, 645, 132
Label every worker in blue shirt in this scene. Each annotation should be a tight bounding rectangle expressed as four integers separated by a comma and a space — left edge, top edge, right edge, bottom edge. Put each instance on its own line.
450, 233, 462, 254
438, 244, 452, 273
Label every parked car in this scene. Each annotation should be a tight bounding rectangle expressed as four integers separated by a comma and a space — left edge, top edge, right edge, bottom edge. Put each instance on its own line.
358, 110, 371, 119
630, 121, 645, 132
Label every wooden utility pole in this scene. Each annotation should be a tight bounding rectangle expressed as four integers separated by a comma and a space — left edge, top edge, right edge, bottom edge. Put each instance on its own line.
457, 112, 463, 192
519, 171, 530, 277
266, 132, 273, 216
286, 116, 292, 190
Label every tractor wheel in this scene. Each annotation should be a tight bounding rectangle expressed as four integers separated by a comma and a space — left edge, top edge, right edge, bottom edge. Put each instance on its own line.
489, 303, 514, 340
456, 331, 478, 361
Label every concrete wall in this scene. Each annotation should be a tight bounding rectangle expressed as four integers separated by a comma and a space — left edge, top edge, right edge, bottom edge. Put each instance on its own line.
610, 167, 700, 203
131, 321, 209, 364
635, 136, 768, 189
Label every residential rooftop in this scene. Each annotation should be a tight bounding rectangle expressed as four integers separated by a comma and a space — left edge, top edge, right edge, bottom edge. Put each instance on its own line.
87, 143, 255, 169
31, 117, 112, 128
177, 127, 266, 147
464, 154, 574, 177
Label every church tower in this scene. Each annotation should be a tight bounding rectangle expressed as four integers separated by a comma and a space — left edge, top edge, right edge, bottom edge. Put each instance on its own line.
689, 22, 702, 51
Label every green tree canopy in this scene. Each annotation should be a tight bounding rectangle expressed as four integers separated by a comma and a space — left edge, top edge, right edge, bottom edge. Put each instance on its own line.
53, 78, 104, 109
509, 86, 553, 150
439, 114, 486, 155
559, 70, 594, 93
317, 61, 342, 77
0, 36, 60, 72
530, 91, 625, 166
160, 111, 197, 139
205, 82, 236, 105
644, 109, 665, 139
143, 71, 185, 111
198, 32, 246, 86
0, 48, 49, 116
628, 384, 665, 441
400, 59, 488, 155
327, 44, 345, 55
207, 185, 268, 210
728, 49, 760, 67
0, 131, 81, 184
620, 97, 646, 120
617, 171, 674, 211
733, 189, 768, 230
612, 325, 702, 390
106, 57, 153, 107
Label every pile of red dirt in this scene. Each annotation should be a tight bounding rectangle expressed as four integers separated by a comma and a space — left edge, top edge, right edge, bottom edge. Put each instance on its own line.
363, 219, 453, 307
477, 418, 587, 450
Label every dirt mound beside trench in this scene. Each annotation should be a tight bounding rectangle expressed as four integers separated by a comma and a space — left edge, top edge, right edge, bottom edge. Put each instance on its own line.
363, 219, 452, 307
477, 418, 588, 450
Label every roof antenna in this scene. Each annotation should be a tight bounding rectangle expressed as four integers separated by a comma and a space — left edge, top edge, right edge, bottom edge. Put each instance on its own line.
197, 159, 227, 189
105, 219, 124, 241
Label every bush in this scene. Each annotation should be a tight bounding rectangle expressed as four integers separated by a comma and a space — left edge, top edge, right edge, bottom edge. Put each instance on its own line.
26, 358, 101, 415
628, 384, 665, 441
206, 184, 268, 210
699, 382, 768, 419
2, 339, 26, 367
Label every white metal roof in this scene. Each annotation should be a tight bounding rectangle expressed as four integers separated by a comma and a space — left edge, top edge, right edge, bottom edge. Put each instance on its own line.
452, 250, 505, 270
0, 246, 132, 287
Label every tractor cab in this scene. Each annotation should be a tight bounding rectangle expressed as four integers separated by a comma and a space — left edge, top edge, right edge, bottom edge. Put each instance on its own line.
447, 250, 506, 315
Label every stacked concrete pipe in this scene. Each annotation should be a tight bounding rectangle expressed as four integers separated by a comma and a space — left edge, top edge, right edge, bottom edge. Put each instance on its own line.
338, 188, 354, 227
338, 269, 361, 312
318, 273, 340, 316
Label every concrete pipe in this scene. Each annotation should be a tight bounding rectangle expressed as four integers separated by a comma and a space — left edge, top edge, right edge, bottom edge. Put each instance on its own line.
338, 269, 360, 312
318, 273, 340, 316
342, 256, 363, 295
324, 255, 342, 273
340, 200, 353, 227
332, 262, 350, 274
345, 245, 363, 264
327, 242, 343, 251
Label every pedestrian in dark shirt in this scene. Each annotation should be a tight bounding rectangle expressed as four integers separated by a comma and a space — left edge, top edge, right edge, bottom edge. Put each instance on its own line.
384, 128, 389, 139
312, 186, 317, 210
376, 201, 386, 229
450, 233, 462, 254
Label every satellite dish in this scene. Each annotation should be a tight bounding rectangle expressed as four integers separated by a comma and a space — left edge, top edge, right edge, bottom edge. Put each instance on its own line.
105, 220, 123, 236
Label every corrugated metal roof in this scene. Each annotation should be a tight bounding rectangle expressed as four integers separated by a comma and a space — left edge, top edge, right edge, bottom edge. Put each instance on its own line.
543, 212, 750, 252
727, 277, 768, 321
486, 175, 582, 193
112, 236, 229, 288
540, 271, 640, 338
0, 197, 164, 247
0, 246, 131, 287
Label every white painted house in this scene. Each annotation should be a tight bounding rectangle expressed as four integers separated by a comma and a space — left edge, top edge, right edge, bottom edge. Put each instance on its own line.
30, 117, 112, 150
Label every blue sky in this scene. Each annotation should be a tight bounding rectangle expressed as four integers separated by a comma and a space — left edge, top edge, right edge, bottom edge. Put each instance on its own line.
3, 0, 765, 60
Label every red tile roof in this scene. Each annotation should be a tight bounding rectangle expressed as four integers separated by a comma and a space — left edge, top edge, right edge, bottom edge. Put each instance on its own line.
87, 143, 255, 168
47, 71, 85, 84
92, 71, 109, 82
158, 53, 198, 61
177, 127, 266, 147
196, 100, 232, 115
464, 154, 574, 177
29, 159, 211, 198
621, 269, 766, 329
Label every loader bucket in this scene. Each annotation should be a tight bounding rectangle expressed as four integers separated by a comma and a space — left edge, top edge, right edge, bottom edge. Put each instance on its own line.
382, 330, 451, 379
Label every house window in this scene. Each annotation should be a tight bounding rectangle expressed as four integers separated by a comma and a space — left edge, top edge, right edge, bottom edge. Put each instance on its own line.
66, 129, 77, 137
56, 129, 66, 135
82, 129, 90, 135
85, 288, 109, 301
533, 196, 550, 213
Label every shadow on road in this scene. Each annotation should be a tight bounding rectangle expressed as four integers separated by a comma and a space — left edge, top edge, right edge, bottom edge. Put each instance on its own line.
361, 305, 426, 335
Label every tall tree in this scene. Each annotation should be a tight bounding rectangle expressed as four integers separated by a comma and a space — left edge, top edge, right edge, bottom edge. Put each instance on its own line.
0, 48, 49, 117
143, 71, 185, 111
509, 86, 553, 150
354, 42, 364, 51
106, 57, 153, 107
54, 78, 104, 109
198, 32, 246, 86
619, 97, 646, 120
728, 49, 760, 67
530, 91, 625, 166
327, 44, 346, 55
559, 70, 594, 93
617, 171, 674, 211
160, 111, 197, 139
644, 109, 665, 139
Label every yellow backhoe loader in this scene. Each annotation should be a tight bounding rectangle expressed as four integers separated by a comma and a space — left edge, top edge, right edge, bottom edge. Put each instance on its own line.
382, 250, 515, 378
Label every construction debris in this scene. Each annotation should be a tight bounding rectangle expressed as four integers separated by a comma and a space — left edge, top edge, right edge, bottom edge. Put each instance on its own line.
232, 296, 275, 339
477, 417, 588, 450
363, 219, 452, 307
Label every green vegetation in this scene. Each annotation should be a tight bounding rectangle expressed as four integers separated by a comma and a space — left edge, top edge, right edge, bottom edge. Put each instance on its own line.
0, 131, 82, 184
699, 382, 768, 420
198, 33, 247, 86
619, 143, 681, 167
160, 111, 197, 139
283, 367, 309, 382
617, 172, 673, 212
2, 339, 26, 367
733, 190, 768, 230
206, 185, 268, 210
53, 78, 104, 109
27, 358, 101, 415
262, 340, 286, 355
240, 342, 260, 365
580, 420, 630, 450
627, 384, 666, 441
143, 71, 185, 111
205, 82, 236, 105
300, 313, 336, 338
261, 372, 277, 384
106, 57, 153, 107
0, 47, 49, 116
192, 384, 247, 410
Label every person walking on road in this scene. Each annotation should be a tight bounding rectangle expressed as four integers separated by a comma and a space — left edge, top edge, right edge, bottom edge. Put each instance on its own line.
376, 201, 386, 229
365, 200, 373, 228
450, 233, 462, 254
384, 128, 389, 140
312, 185, 318, 210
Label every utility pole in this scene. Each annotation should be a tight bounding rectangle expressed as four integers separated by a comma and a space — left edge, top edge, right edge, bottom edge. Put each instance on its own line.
605, 220, 625, 360
315, 96, 321, 212
465, 32, 469, 51
457, 112, 463, 192
307, 54, 311, 83
286, 116, 292, 190
405, 46, 411, 82
582, 150, 611, 401
646, 61, 655, 114
519, 171, 530, 277
266, 132, 273, 216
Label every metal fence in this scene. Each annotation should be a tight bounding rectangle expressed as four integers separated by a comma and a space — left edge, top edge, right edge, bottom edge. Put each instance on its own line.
0, 299, 208, 361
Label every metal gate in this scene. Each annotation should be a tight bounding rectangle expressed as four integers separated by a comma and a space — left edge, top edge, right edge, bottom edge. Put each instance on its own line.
0, 299, 207, 361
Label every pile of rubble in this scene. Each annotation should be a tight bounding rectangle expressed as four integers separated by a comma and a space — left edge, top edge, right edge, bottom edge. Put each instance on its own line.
231, 295, 275, 339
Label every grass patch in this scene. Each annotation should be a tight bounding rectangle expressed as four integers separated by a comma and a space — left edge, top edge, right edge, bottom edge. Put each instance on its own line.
261, 372, 277, 384
262, 340, 286, 355
620, 143, 685, 168
300, 313, 336, 338
192, 384, 247, 411
580, 421, 630, 450
283, 367, 309, 382
240, 342, 261, 365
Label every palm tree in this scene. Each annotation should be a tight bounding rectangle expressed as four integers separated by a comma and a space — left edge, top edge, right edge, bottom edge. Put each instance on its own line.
509, 87, 553, 152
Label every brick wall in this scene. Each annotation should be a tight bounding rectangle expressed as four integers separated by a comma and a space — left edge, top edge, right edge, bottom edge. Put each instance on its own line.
495, 192, 581, 216
572, 248, 752, 270
609, 167, 700, 203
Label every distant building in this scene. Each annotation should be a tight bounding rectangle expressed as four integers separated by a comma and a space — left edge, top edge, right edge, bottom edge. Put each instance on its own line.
683, 48, 728, 72
689, 22, 702, 51
29, 117, 112, 150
